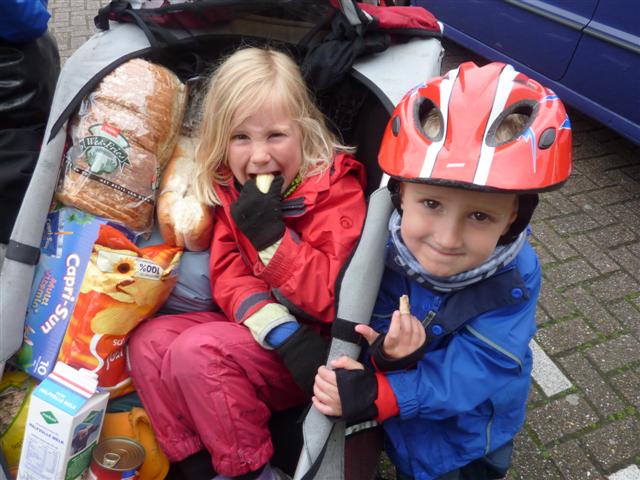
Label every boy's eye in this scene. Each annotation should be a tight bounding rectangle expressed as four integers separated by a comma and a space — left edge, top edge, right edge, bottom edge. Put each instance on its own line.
423, 199, 440, 209
471, 212, 490, 221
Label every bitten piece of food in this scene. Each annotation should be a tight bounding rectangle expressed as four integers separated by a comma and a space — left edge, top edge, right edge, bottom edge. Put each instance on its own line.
399, 294, 410, 314
256, 173, 274, 194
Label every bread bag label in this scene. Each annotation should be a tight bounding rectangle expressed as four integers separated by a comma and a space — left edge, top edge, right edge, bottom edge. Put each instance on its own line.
70, 122, 157, 206
79, 124, 130, 174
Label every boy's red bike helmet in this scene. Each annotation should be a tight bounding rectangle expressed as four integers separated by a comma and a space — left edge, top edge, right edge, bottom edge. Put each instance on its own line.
379, 61, 572, 244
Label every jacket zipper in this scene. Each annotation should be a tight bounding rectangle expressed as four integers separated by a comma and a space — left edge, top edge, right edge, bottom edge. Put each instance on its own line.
421, 310, 436, 327
421, 295, 442, 327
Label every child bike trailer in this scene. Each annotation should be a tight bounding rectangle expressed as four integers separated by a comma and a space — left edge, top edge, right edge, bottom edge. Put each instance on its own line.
0, 1, 443, 478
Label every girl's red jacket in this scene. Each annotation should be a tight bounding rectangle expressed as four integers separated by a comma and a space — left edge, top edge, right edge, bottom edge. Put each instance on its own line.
210, 153, 367, 335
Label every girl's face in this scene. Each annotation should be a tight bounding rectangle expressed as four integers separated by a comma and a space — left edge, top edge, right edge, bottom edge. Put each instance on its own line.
400, 183, 518, 277
227, 103, 303, 191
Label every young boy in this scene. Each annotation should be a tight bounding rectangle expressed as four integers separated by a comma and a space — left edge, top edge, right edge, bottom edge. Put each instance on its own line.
312, 62, 572, 480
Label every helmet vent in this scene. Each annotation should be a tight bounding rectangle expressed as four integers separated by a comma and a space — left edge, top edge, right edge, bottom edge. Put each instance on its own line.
486, 100, 537, 147
392, 115, 401, 136
538, 127, 556, 149
415, 98, 444, 142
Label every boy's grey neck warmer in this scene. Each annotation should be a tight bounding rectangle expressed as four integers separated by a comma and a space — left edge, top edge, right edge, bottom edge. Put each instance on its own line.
388, 210, 527, 293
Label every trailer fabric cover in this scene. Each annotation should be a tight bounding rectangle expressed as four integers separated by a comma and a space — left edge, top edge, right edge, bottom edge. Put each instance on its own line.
0, 12, 443, 478
294, 187, 393, 480
0, 23, 151, 366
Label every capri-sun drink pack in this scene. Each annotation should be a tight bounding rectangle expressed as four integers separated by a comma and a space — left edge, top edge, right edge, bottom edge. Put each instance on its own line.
15, 208, 134, 382
15, 207, 181, 398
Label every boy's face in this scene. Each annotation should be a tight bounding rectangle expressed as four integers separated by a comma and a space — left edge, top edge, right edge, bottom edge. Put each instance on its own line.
400, 183, 518, 277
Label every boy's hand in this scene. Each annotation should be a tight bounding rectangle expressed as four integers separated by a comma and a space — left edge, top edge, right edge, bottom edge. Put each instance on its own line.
312, 356, 364, 417
355, 310, 426, 360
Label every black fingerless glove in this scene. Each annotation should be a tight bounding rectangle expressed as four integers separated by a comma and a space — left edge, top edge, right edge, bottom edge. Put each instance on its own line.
275, 324, 328, 396
335, 368, 378, 425
370, 334, 427, 372
230, 175, 285, 251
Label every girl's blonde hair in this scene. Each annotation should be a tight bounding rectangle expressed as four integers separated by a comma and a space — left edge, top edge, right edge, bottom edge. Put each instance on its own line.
194, 47, 351, 205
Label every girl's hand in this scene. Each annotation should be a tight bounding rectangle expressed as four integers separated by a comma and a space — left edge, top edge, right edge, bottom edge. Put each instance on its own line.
312, 356, 364, 417
230, 175, 285, 251
355, 310, 426, 360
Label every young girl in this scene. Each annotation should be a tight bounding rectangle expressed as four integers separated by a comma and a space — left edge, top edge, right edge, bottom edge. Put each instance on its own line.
127, 47, 366, 480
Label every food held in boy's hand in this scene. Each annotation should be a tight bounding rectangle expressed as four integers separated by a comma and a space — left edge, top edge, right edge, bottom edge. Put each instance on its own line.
157, 135, 214, 251
256, 173, 275, 194
399, 294, 410, 314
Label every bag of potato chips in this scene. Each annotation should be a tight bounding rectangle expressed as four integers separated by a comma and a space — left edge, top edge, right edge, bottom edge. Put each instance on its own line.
57, 224, 182, 397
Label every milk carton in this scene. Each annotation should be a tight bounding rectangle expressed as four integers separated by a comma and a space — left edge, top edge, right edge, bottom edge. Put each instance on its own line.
16, 362, 108, 480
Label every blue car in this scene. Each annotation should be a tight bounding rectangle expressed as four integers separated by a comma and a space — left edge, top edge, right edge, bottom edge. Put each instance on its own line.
412, 0, 640, 145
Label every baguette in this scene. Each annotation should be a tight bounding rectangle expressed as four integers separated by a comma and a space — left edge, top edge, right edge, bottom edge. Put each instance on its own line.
157, 136, 214, 251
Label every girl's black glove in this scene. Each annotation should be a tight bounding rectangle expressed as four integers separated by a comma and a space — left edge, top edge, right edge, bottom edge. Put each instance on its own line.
275, 325, 328, 396
230, 175, 285, 251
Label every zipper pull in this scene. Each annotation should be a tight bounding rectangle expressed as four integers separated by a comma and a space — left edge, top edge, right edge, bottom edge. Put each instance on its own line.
422, 310, 436, 328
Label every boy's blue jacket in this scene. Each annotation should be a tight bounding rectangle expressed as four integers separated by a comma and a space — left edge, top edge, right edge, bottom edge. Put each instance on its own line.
0, 1, 50, 42
370, 240, 540, 479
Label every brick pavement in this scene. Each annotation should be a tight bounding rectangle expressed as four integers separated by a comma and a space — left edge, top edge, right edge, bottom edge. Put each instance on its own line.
44, 1, 640, 478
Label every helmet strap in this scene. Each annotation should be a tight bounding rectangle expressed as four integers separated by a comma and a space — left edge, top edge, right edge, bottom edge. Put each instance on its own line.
387, 178, 403, 214
498, 194, 539, 245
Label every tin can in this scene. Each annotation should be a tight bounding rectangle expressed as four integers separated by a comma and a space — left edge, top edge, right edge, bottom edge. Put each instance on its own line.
88, 436, 145, 480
